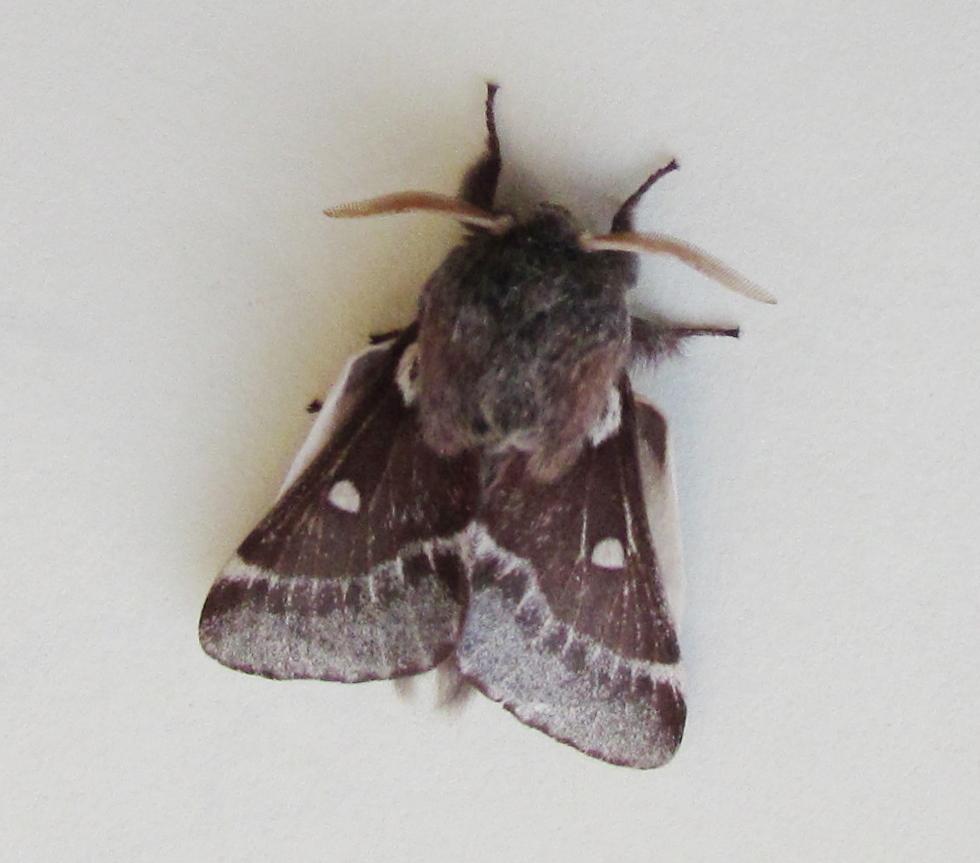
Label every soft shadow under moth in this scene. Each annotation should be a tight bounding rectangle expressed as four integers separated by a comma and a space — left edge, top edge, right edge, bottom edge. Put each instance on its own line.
199, 85, 775, 769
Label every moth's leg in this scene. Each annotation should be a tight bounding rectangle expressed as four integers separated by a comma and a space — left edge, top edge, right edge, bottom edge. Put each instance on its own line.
369, 320, 420, 345
631, 316, 739, 364
369, 327, 408, 345
435, 656, 476, 709
611, 159, 680, 232
459, 83, 502, 210
663, 325, 740, 340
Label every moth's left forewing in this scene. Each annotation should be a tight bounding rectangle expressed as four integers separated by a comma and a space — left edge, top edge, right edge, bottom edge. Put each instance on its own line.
457, 382, 686, 768
200, 333, 480, 683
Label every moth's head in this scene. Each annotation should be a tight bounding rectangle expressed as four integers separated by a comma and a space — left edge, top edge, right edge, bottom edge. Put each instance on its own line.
323, 190, 775, 306
512, 203, 579, 240
323, 85, 775, 305
443, 203, 642, 316
482, 204, 585, 264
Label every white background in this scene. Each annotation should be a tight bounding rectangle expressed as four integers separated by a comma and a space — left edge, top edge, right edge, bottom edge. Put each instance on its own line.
3, 1, 978, 860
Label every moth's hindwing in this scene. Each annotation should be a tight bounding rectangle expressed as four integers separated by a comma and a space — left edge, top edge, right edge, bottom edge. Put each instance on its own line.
199, 331, 480, 682
457, 382, 686, 768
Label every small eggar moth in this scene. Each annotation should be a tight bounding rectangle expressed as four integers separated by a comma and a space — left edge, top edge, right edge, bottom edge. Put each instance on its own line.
199, 85, 774, 769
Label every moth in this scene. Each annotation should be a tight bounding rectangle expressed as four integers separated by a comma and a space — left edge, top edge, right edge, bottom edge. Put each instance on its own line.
199, 85, 774, 768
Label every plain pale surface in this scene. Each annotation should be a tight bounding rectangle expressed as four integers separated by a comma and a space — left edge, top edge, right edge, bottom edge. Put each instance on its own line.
3, 1, 978, 860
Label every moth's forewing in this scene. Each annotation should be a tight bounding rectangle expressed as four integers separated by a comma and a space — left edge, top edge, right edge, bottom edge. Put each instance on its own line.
456, 382, 686, 768
200, 332, 480, 682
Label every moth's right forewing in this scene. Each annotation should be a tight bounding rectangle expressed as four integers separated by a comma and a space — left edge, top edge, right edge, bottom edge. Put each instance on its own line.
457, 384, 686, 768
200, 332, 480, 682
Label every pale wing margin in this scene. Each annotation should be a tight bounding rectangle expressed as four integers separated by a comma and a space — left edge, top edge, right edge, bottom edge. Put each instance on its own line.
633, 394, 686, 631
278, 339, 395, 495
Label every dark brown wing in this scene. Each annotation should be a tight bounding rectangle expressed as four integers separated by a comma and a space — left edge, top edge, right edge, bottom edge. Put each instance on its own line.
456, 381, 686, 768
200, 330, 480, 681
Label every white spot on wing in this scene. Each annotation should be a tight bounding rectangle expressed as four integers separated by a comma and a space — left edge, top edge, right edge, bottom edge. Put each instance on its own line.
328, 479, 361, 513
591, 537, 626, 569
